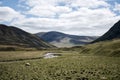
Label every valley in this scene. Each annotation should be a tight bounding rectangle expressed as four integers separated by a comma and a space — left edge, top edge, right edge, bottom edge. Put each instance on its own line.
0, 0, 120, 80
0, 50, 120, 80
0, 20, 120, 80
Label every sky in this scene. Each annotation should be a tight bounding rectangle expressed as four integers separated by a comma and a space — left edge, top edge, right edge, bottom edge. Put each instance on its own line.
0, 0, 120, 36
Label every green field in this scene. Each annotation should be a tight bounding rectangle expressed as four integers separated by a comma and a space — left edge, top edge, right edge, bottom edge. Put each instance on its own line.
0, 50, 120, 80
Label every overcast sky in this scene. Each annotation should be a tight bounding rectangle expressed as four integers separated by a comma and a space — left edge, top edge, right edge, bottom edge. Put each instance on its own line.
0, 0, 120, 36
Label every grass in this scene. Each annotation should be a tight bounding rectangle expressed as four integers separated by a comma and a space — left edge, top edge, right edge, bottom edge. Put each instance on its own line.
0, 50, 120, 80
80, 39, 120, 57
0, 45, 37, 51
0, 51, 47, 62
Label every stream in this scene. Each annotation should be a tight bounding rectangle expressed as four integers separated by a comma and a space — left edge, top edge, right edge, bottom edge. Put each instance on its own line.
43, 53, 61, 59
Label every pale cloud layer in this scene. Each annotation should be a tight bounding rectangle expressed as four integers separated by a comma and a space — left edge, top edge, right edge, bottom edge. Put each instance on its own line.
0, 0, 120, 36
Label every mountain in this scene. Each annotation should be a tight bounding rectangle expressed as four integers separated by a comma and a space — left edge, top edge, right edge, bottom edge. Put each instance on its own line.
80, 20, 120, 57
35, 31, 98, 47
0, 24, 54, 49
92, 20, 120, 43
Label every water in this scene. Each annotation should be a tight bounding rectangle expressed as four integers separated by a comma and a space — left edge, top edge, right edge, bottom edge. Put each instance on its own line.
43, 53, 61, 59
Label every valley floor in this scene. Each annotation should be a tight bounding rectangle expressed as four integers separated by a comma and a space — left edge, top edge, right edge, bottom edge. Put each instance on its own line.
0, 51, 120, 80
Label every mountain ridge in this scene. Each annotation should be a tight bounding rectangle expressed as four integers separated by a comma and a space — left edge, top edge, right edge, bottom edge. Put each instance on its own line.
36, 31, 98, 47
81, 20, 120, 56
92, 20, 120, 43
0, 24, 54, 49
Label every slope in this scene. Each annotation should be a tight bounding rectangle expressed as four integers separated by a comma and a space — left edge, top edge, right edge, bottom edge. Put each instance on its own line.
81, 20, 120, 56
36, 31, 98, 47
92, 20, 120, 43
81, 39, 120, 57
0, 24, 54, 50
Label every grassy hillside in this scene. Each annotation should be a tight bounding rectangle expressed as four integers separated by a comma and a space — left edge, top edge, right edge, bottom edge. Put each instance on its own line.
81, 39, 120, 57
0, 51, 120, 80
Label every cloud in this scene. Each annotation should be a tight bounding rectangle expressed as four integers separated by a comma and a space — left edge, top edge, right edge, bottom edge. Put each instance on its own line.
23, 0, 110, 18
114, 3, 120, 13
0, 7, 24, 22
27, 6, 72, 17
0, 0, 120, 36
23, 0, 109, 8
12, 7, 120, 36
70, 0, 110, 8
25, 0, 72, 17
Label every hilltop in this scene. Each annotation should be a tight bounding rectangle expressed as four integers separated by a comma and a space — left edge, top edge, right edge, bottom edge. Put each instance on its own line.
0, 24, 54, 50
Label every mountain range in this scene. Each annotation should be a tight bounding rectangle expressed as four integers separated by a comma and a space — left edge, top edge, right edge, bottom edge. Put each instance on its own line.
0, 24, 54, 49
0, 20, 119, 50
35, 31, 98, 47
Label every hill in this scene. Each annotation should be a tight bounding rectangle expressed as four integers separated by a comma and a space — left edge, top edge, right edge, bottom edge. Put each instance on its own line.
81, 20, 120, 56
81, 39, 120, 57
92, 20, 120, 43
35, 31, 98, 47
0, 24, 54, 50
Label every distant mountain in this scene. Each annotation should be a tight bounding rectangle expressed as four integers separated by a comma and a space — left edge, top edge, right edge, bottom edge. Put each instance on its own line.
0, 24, 54, 49
35, 31, 98, 47
92, 20, 120, 43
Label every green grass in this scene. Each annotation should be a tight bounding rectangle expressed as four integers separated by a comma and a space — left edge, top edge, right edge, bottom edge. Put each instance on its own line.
80, 39, 120, 57
0, 51, 120, 80
0, 51, 47, 62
